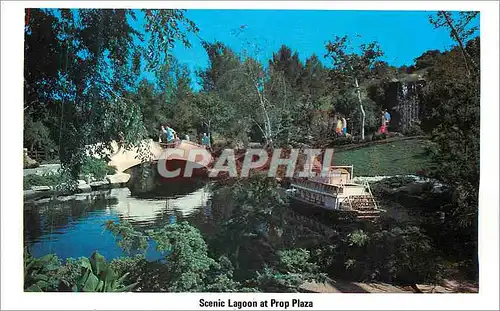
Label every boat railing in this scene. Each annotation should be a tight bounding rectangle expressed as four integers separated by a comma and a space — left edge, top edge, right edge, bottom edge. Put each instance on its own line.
363, 180, 385, 212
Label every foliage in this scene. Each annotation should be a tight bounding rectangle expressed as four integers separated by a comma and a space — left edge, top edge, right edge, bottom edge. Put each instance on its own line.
107, 165, 117, 175
210, 174, 288, 271
429, 11, 479, 77
70, 251, 137, 292
313, 224, 445, 286
24, 8, 198, 179
24, 172, 63, 190
106, 220, 241, 292
24, 249, 62, 292
325, 35, 384, 140
251, 249, 326, 292
146, 222, 216, 291
80, 157, 110, 181
202, 256, 243, 292
24, 114, 58, 155
105, 220, 149, 253
24, 250, 135, 292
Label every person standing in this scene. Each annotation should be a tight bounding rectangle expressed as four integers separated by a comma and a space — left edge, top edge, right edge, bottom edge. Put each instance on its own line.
159, 125, 168, 143
165, 124, 177, 143
336, 116, 343, 137
201, 133, 210, 149
384, 109, 391, 127
341, 116, 347, 136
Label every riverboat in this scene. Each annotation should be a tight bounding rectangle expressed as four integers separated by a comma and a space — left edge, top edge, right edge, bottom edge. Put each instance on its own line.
287, 165, 381, 220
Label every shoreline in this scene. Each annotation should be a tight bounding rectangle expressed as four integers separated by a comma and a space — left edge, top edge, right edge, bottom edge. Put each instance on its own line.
23, 172, 131, 201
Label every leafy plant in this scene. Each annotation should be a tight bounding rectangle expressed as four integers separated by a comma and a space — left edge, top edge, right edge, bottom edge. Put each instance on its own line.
73, 251, 137, 292
251, 249, 326, 292
23, 172, 62, 190
24, 249, 62, 292
81, 157, 109, 182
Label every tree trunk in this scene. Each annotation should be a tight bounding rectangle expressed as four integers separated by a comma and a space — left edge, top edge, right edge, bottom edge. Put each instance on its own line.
234, 244, 240, 270
354, 77, 365, 140
442, 12, 476, 77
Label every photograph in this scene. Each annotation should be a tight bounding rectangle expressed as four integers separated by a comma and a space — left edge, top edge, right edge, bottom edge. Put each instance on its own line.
0, 2, 495, 309
21, 6, 481, 295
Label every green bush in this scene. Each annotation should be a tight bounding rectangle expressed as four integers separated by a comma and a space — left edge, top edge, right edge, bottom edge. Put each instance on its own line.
404, 121, 425, 136
372, 132, 387, 141
24, 173, 63, 190
25, 250, 136, 292
81, 157, 109, 181
107, 165, 117, 175
24, 248, 62, 292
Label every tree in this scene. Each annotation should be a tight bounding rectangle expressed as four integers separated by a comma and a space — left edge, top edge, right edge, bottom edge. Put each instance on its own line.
269, 45, 303, 89
106, 220, 240, 292
421, 13, 480, 278
429, 11, 479, 78
24, 9, 199, 177
325, 35, 384, 140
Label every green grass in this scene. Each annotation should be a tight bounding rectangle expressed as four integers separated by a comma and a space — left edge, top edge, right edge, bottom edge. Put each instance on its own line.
333, 139, 435, 176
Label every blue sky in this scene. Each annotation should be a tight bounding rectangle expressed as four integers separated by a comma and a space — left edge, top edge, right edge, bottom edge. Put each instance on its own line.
146, 10, 479, 88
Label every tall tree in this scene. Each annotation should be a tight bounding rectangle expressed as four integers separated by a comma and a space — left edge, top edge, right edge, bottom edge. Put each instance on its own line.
429, 11, 479, 78
325, 35, 384, 140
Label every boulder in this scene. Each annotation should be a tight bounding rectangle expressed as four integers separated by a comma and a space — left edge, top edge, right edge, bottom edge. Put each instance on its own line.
31, 186, 51, 191
89, 180, 110, 189
23, 151, 39, 169
106, 172, 131, 186
23, 190, 37, 200
77, 183, 92, 193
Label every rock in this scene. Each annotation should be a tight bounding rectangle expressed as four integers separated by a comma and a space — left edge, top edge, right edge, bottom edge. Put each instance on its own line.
74, 194, 90, 201
33, 198, 52, 205
77, 180, 87, 186
77, 183, 92, 193
56, 195, 76, 202
23, 190, 37, 200
31, 186, 51, 191
106, 172, 131, 185
89, 180, 110, 189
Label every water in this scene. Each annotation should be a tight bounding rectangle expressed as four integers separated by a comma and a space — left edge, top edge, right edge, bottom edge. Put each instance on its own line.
24, 173, 345, 267
24, 179, 214, 261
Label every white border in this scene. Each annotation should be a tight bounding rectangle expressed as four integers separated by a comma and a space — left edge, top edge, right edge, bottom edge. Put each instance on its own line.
2, 1, 499, 310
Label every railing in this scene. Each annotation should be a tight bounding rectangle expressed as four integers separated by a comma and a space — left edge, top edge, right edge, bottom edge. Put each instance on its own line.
363, 181, 385, 212
27, 149, 56, 162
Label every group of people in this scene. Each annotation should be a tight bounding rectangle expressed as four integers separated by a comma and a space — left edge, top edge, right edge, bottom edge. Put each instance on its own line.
333, 108, 391, 137
159, 124, 211, 149
335, 115, 349, 137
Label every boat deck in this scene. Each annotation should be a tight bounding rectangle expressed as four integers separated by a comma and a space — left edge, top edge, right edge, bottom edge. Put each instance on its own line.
288, 166, 381, 220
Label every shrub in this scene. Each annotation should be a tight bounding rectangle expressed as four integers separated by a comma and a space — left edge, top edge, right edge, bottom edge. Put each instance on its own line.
81, 157, 109, 182
107, 165, 117, 175
24, 173, 63, 190
372, 132, 387, 141
24, 248, 62, 292
404, 121, 425, 136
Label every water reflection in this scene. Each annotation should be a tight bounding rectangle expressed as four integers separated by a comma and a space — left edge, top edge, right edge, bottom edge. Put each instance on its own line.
24, 178, 213, 261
